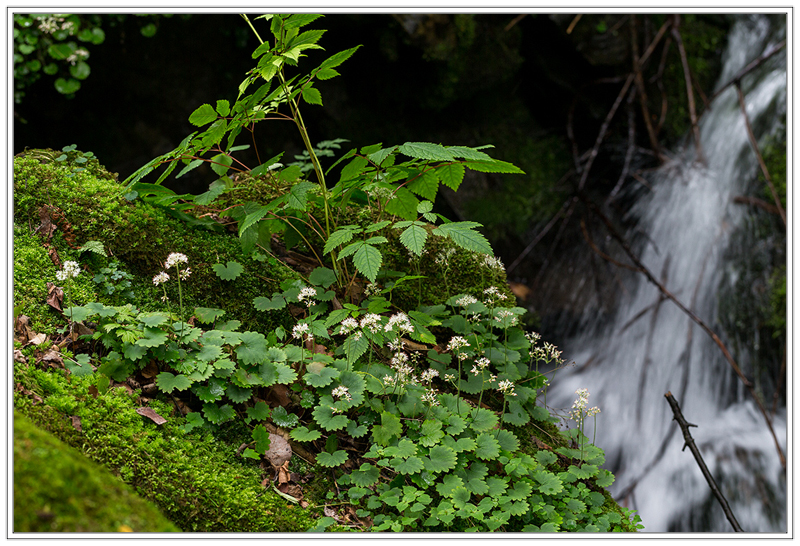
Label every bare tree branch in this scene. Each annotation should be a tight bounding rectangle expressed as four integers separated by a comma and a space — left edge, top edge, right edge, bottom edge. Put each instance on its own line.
664, 391, 744, 532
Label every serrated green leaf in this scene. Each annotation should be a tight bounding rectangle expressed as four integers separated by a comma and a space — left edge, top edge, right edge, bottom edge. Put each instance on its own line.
194, 307, 226, 324
533, 469, 563, 495
469, 408, 499, 432
399, 142, 454, 161
271, 406, 300, 428
432, 221, 493, 255
226, 383, 253, 403
568, 464, 598, 480
595, 469, 615, 488
238, 206, 270, 238
398, 223, 428, 257
246, 401, 271, 422
385, 187, 419, 221
346, 420, 369, 438
254, 294, 286, 311
313, 401, 349, 431
290, 426, 322, 442
215, 99, 230, 116
195, 343, 223, 362
424, 445, 457, 474
446, 146, 494, 161
309, 266, 337, 288
317, 450, 348, 468
353, 244, 382, 283
188, 103, 218, 127
235, 331, 268, 365
474, 433, 501, 460
393, 456, 424, 475
323, 225, 359, 254
274, 363, 297, 384
78, 240, 106, 256
315, 67, 339, 80
534, 450, 558, 467
465, 159, 525, 174
367, 145, 397, 167
372, 411, 402, 446
252, 424, 271, 453
407, 170, 439, 201
351, 463, 380, 486
155, 372, 192, 393
318, 45, 361, 71
138, 312, 169, 328
502, 400, 530, 426
301, 85, 322, 105
304, 365, 340, 387
495, 429, 520, 452
135, 327, 168, 348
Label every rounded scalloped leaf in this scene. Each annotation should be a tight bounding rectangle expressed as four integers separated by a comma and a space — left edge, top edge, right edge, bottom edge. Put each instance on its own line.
317, 450, 348, 468
469, 408, 499, 432
212, 261, 244, 281
424, 445, 457, 474
304, 364, 340, 388
155, 371, 192, 393
290, 426, 322, 442
392, 456, 424, 475
473, 432, 501, 460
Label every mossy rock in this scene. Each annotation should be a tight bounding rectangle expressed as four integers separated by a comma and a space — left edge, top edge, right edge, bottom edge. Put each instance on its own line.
13, 410, 180, 532
13, 364, 320, 533
13, 151, 298, 336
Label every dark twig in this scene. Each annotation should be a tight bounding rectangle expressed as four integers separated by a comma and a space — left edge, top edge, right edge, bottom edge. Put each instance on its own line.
671, 16, 704, 163
710, 40, 786, 103
507, 197, 572, 274
607, 88, 638, 204
583, 195, 786, 469
733, 195, 782, 216
734, 81, 786, 225
631, 15, 666, 162
664, 392, 744, 532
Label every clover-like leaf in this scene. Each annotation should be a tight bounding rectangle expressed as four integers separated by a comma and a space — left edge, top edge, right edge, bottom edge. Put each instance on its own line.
595, 469, 615, 488
212, 261, 244, 281
469, 408, 499, 433
372, 411, 402, 446
304, 364, 340, 388
245, 401, 271, 423
533, 469, 564, 496
202, 402, 236, 425
317, 450, 348, 468
235, 331, 268, 365
495, 429, 520, 452
313, 402, 349, 431
290, 426, 322, 442
195, 307, 226, 324
155, 372, 192, 393
474, 432, 501, 460
393, 456, 424, 475
225, 384, 253, 403
423, 445, 457, 474
271, 406, 300, 428
534, 450, 558, 468
350, 463, 380, 487
384, 439, 417, 459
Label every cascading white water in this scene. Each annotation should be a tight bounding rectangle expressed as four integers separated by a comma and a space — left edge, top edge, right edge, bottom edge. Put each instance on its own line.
547, 15, 787, 533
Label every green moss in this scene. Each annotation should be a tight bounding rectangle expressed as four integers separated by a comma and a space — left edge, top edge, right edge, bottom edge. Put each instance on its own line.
13, 152, 297, 336
14, 410, 180, 532
14, 365, 318, 532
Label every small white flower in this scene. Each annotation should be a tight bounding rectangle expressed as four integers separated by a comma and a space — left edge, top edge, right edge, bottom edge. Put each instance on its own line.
482, 255, 505, 271
385, 312, 413, 334
179, 268, 192, 281
455, 295, 478, 307
164, 252, 188, 269
339, 317, 359, 335
447, 336, 470, 352
153, 272, 170, 285
422, 389, 440, 406
298, 286, 317, 306
497, 379, 517, 396
331, 385, 352, 402
421, 368, 439, 383
360, 313, 382, 333
292, 322, 311, 340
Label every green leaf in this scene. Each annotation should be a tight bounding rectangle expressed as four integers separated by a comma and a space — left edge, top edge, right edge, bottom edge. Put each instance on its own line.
188, 103, 218, 127
286, 180, 316, 210
317, 450, 348, 468
385, 439, 417, 459
399, 142, 454, 161
398, 223, 428, 257
393, 456, 424, 475
301, 85, 322, 105
424, 445, 457, 474
318, 45, 361, 71
238, 206, 270, 237
385, 187, 419, 221
304, 364, 340, 388
284, 13, 324, 29
215, 99, 231, 116
137, 312, 169, 328
271, 406, 300, 428
433, 221, 493, 255
442, 435, 476, 453
155, 372, 192, 393
495, 429, 520, 452
367, 145, 397, 167
194, 307, 226, 324
235, 331, 268, 365
315, 67, 340, 80
226, 384, 252, 403
313, 401, 349, 431
252, 424, 271, 453
351, 463, 380, 487
450, 486, 471, 509
210, 153, 233, 177
474, 433, 501, 460
245, 401, 271, 423
534, 450, 558, 467
212, 261, 244, 281
372, 411, 402, 446
254, 295, 286, 311
595, 469, 615, 488
447, 146, 493, 161
135, 327, 168, 348
63, 306, 91, 323
347, 420, 369, 438
64, 354, 93, 377
407, 170, 439, 201
195, 344, 223, 362
436, 162, 466, 191
78, 240, 106, 256
309, 266, 337, 288
533, 469, 563, 495
54, 77, 80, 95
290, 426, 322, 442
323, 226, 358, 254
502, 400, 530, 426
568, 464, 598, 480
69, 61, 90, 80
353, 244, 382, 283
465, 159, 525, 174
469, 408, 499, 432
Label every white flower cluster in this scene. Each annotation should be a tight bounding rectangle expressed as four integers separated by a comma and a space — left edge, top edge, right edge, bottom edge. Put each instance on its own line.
497, 379, 517, 397
447, 336, 470, 361
331, 385, 352, 402
530, 339, 563, 364
152, 272, 170, 286
494, 309, 518, 327
55, 260, 81, 281
482, 255, 505, 271
65, 48, 88, 65
165, 252, 188, 269
470, 357, 491, 376
360, 313, 382, 334
338, 317, 359, 335
434, 248, 456, 266
292, 322, 312, 341
570, 388, 600, 421
298, 286, 317, 307
455, 295, 478, 307
384, 312, 414, 335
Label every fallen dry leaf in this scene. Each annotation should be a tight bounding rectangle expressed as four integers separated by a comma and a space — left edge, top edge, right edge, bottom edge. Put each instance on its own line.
87, 385, 99, 399
45, 282, 63, 313
266, 384, 292, 408
15, 315, 34, 342
265, 433, 292, 467
28, 333, 48, 347
47, 247, 61, 269
70, 415, 82, 432
276, 461, 292, 485
13, 349, 27, 364
135, 407, 167, 425
39, 348, 63, 367
141, 360, 159, 379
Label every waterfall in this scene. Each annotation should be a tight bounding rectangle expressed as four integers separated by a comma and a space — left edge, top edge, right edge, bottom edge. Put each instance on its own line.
545, 15, 787, 532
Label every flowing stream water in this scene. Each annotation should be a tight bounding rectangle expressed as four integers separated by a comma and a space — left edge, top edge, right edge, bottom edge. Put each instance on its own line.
545, 14, 787, 532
